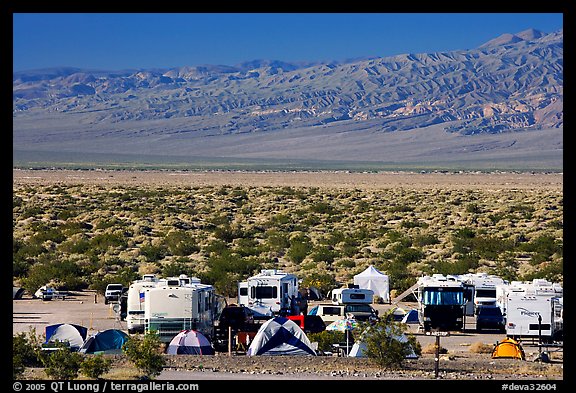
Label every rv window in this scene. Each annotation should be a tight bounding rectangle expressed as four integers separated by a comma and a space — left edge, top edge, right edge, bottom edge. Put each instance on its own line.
239, 287, 248, 296
422, 288, 464, 305
529, 324, 551, 331
476, 289, 496, 298
322, 307, 342, 315
350, 293, 366, 300
252, 286, 277, 299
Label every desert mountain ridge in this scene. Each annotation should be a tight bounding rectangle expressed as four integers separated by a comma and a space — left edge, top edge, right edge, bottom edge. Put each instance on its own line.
13, 28, 563, 171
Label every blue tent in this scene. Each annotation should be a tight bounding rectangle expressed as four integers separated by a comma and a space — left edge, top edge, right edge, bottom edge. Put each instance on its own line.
44, 323, 88, 351
79, 329, 129, 354
401, 309, 419, 324
247, 316, 316, 356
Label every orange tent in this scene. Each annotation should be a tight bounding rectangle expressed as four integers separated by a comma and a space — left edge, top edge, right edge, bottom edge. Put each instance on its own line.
492, 338, 525, 360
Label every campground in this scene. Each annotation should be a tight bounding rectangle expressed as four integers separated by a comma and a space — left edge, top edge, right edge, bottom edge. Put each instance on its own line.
12, 292, 563, 381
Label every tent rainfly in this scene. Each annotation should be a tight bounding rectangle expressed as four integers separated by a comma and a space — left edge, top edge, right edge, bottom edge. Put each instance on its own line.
247, 316, 317, 356
492, 338, 525, 360
44, 323, 88, 351
353, 265, 390, 303
166, 330, 214, 355
79, 329, 129, 354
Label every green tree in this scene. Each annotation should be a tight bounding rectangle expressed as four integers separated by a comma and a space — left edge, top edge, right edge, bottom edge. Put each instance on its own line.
357, 313, 422, 369
122, 333, 166, 379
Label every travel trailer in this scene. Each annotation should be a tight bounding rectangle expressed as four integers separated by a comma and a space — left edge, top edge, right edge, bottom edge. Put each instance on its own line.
330, 287, 374, 305
416, 274, 466, 332
496, 279, 563, 342
144, 282, 217, 342
244, 269, 299, 317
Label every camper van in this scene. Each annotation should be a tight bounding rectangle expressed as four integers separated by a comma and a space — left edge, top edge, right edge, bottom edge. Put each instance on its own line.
144, 282, 217, 342
416, 274, 466, 332
244, 269, 299, 317
330, 287, 374, 305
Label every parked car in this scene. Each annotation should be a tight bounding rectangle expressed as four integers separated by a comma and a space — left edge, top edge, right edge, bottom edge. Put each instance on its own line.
216, 305, 255, 331
104, 284, 124, 304
476, 305, 505, 332
309, 303, 379, 324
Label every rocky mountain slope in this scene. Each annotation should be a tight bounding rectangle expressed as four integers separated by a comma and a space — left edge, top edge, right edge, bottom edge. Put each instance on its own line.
12, 28, 563, 170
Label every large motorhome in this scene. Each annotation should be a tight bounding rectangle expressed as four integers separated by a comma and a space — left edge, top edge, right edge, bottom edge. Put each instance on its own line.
126, 275, 160, 334
126, 274, 203, 334
144, 282, 217, 342
244, 269, 299, 318
416, 274, 466, 332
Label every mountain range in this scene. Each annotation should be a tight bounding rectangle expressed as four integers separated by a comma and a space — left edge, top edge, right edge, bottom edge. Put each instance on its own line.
12, 28, 563, 171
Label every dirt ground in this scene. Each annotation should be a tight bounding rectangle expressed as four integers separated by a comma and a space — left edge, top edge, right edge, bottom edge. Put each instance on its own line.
12, 168, 563, 190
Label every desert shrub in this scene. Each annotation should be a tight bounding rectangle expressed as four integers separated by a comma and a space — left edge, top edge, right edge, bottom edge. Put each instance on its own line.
264, 230, 290, 252
80, 354, 112, 379
359, 313, 422, 369
43, 346, 84, 380
469, 342, 493, 354
90, 267, 139, 293
122, 333, 166, 379
310, 246, 338, 264
21, 257, 86, 293
421, 343, 448, 354
413, 233, 440, 247
301, 272, 337, 296
307, 330, 344, 353
139, 244, 167, 262
287, 235, 312, 264
163, 230, 200, 256
13, 328, 43, 378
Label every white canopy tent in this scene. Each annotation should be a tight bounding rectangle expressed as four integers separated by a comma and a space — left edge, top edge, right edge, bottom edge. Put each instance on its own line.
353, 265, 390, 303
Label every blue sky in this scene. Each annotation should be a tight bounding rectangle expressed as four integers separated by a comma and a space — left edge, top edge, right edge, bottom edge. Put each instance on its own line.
13, 13, 563, 72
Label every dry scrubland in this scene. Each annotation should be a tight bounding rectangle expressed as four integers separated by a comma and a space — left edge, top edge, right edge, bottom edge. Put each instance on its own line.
13, 169, 562, 295
13, 169, 563, 381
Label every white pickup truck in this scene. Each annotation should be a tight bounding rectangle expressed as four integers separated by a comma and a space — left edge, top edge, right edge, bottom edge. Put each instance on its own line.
104, 283, 124, 304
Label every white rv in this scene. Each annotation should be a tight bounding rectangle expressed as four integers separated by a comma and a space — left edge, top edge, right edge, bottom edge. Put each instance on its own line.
330, 287, 374, 305
237, 281, 248, 306
144, 282, 216, 342
497, 279, 563, 342
458, 273, 506, 316
245, 269, 299, 317
416, 274, 466, 332
126, 274, 202, 334
126, 277, 159, 334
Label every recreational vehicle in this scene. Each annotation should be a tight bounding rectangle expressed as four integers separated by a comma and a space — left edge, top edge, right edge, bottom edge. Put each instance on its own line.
144, 282, 217, 342
245, 269, 299, 317
126, 277, 160, 334
330, 287, 374, 305
416, 274, 466, 332
458, 273, 506, 316
237, 281, 248, 306
497, 279, 563, 342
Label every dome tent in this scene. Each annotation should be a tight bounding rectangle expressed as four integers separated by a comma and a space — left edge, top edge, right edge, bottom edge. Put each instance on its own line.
353, 265, 390, 303
166, 330, 214, 355
44, 323, 88, 351
79, 329, 129, 354
247, 316, 316, 356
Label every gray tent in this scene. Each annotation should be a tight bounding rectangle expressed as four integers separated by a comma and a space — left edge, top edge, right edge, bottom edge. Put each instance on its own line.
13, 287, 25, 299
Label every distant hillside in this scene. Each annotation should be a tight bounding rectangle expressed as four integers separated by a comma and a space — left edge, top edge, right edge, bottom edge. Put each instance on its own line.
12, 28, 563, 171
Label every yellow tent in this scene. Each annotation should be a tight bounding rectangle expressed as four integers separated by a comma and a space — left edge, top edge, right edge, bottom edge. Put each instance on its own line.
492, 338, 525, 360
